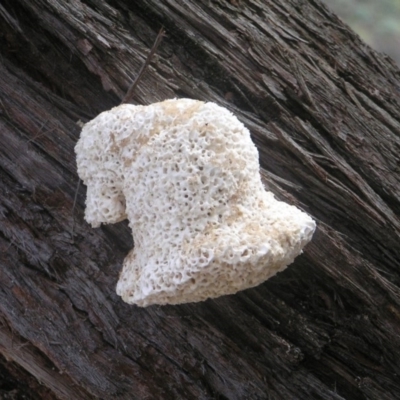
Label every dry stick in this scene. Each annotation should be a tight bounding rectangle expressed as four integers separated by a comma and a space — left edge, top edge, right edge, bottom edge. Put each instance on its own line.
71, 27, 165, 237
26, 119, 50, 144
70, 178, 81, 240
121, 27, 165, 104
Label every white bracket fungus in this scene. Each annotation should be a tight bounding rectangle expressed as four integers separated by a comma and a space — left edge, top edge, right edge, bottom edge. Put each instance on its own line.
75, 99, 316, 306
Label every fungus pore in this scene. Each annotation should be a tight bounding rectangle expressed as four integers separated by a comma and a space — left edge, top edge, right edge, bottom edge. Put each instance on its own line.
75, 99, 316, 306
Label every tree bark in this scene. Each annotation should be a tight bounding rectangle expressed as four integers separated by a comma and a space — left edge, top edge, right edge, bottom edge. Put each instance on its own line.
1, 0, 400, 399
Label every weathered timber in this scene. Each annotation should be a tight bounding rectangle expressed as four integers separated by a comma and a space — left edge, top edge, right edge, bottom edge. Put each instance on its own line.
0, 0, 400, 399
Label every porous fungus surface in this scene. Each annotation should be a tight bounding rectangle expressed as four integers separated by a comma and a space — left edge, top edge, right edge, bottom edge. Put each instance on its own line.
75, 99, 316, 306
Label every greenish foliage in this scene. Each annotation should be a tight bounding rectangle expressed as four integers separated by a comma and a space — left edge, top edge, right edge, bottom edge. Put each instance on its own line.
322, 0, 400, 64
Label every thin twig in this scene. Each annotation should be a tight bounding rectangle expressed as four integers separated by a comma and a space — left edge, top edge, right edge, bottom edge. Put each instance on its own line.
121, 27, 165, 104
70, 178, 81, 240
26, 119, 50, 144
71, 28, 164, 232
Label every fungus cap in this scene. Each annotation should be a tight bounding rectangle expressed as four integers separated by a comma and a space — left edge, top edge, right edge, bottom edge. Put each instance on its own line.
75, 99, 316, 306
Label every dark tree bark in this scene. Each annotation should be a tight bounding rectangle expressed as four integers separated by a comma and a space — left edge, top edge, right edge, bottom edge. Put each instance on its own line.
1, 0, 400, 399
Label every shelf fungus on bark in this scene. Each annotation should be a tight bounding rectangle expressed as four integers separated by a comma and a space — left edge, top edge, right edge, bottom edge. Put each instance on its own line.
75, 99, 316, 306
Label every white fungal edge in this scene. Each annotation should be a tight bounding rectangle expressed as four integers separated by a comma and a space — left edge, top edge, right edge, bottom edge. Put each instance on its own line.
75, 99, 316, 306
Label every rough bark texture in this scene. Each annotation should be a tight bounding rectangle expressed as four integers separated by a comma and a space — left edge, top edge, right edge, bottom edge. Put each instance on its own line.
1, 0, 400, 399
